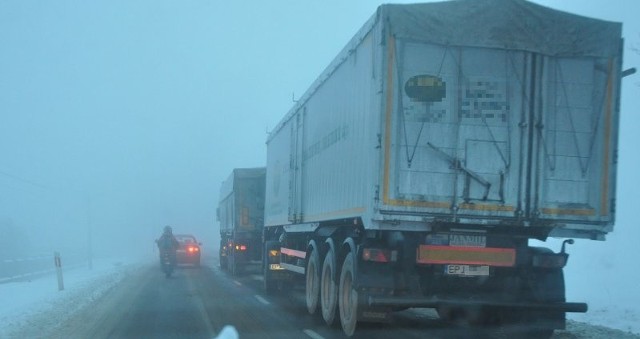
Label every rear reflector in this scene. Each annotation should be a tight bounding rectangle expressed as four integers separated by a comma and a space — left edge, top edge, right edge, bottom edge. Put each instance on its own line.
417, 245, 516, 267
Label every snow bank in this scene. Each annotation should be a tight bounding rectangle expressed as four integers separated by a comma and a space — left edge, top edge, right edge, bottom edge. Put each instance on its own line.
0, 258, 136, 338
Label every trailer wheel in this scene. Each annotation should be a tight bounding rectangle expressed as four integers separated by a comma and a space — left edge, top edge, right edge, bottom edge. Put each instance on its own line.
219, 241, 227, 270
230, 253, 238, 276
321, 246, 338, 326
219, 254, 227, 270
339, 252, 358, 336
305, 247, 321, 315
519, 268, 565, 338
263, 240, 279, 294
436, 306, 454, 322
521, 329, 554, 339
501, 267, 564, 338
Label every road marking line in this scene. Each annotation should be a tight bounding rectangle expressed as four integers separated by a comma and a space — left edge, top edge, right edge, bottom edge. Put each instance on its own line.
233, 280, 242, 286
254, 295, 270, 305
303, 329, 325, 339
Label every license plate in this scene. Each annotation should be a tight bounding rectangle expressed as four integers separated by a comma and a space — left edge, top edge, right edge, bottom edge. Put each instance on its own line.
445, 265, 490, 276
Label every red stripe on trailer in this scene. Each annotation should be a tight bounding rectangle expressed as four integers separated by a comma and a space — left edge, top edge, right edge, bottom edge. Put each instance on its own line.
417, 245, 516, 267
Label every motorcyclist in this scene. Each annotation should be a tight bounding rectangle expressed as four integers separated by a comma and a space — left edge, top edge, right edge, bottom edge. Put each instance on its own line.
156, 225, 179, 266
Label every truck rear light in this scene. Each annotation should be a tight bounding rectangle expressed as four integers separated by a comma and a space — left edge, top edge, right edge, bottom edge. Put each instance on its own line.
362, 248, 397, 263
235, 244, 247, 251
269, 249, 279, 257
532, 253, 568, 268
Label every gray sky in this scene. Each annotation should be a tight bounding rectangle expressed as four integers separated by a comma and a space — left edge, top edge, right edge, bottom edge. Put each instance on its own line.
0, 0, 638, 267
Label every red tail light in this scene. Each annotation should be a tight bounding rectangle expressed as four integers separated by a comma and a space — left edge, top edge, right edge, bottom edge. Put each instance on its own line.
234, 244, 247, 251
362, 248, 397, 263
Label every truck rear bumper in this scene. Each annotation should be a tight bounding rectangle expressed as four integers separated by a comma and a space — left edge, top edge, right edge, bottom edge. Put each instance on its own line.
367, 296, 588, 313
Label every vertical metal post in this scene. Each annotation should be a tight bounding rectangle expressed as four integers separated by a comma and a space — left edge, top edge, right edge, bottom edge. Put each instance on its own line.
54, 251, 64, 291
87, 197, 93, 270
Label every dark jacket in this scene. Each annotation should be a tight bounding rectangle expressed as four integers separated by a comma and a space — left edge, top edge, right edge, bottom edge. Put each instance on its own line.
157, 232, 179, 252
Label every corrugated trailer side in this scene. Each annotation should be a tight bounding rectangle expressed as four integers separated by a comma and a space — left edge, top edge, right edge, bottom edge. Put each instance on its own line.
261, 1, 626, 337
264, 13, 381, 229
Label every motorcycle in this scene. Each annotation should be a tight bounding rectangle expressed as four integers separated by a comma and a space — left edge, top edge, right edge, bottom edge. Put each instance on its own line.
160, 251, 175, 278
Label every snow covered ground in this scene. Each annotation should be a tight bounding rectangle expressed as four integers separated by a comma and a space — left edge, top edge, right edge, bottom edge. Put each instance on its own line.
0, 258, 136, 338
565, 237, 640, 335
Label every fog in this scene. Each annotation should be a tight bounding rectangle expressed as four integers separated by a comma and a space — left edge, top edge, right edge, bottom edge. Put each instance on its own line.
1, 1, 428, 260
0, 0, 638, 312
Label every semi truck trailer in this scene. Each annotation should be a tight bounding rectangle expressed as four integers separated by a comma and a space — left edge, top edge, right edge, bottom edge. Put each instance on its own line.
262, 0, 629, 337
217, 167, 266, 276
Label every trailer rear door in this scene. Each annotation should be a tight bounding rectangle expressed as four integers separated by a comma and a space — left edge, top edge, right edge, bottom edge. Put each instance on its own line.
381, 37, 619, 232
534, 56, 618, 227
381, 39, 529, 220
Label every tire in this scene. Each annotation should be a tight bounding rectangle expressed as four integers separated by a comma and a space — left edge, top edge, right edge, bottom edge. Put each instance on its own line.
436, 306, 454, 322
321, 246, 338, 326
502, 267, 564, 338
339, 252, 358, 336
230, 253, 238, 276
219, 241, 227, 270
528, 268, 564, 334
521, 329, 554, 339
264, 240, 279, 294
305, 247, 321, 315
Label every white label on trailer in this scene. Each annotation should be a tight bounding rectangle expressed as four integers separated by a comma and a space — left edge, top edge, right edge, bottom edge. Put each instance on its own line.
269, 264, 284, 270
445, 265, 490, 276
449, 234, 487, 247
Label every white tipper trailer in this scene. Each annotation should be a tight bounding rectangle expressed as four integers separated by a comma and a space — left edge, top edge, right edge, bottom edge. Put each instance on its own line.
262, 0, 629, 337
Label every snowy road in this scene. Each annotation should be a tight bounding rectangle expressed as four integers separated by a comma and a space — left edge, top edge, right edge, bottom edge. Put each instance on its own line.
2, 254, 640, 338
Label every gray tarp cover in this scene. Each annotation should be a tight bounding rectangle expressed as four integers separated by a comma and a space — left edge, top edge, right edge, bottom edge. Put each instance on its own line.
381, 0, 621, 58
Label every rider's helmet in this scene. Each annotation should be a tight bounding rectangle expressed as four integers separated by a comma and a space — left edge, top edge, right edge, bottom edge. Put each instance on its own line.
163, 225, 172, 234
